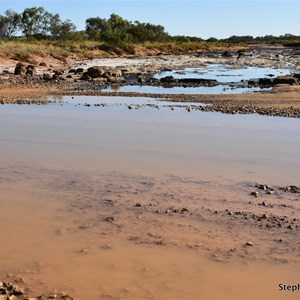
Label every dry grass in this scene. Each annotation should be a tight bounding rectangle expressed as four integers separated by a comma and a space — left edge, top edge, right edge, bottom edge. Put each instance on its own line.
0, 39, 102, 63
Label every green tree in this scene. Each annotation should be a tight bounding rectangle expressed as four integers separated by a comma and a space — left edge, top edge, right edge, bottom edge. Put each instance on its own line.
21, 6, 52, 36
0, 9, 20, 38
49, 13, 76, 38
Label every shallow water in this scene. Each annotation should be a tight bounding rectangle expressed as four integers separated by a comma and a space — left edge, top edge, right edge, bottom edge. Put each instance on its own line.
103, 64, 293, 94
103, 84, 269, 94
0, 96, 299, 299
153, 64, 293, 82
1, 96, 299, 183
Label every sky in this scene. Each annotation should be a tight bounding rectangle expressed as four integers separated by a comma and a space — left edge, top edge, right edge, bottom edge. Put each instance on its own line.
0, 0, 299, 39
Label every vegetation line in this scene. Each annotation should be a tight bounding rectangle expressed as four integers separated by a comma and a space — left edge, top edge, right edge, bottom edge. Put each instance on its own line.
1, 6, 300, 61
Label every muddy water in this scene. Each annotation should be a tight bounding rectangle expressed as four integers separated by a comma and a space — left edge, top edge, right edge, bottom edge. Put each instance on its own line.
0, 97, 299, 299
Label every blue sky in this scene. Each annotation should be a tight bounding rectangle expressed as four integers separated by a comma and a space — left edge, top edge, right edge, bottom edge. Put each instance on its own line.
1, 0, 299, 39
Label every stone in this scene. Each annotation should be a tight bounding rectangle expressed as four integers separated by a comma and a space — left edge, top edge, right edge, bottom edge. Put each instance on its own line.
26, 65, 36, 76
104, 216, 115, 222
43, 73, 53, 80
87, 66, 104, 78
14, 63, 26, 75
273, 76, 299, 85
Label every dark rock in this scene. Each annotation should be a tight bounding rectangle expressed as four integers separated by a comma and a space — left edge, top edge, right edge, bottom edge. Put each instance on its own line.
87, 66, 104, 78
26, 64, 36, 76
14, 62, 26, 75
76, 67, 84, 73
222, 51, 233, 57
39, 61, 47, 67
54, 70, 64, 76
258, 78, 273, 85
179, 78, 220, 86
273, 76, 299, 85
104, 216, 115, 222
160, 76, 175, 83
43, 73, 53, 80
293, 73, 300, 80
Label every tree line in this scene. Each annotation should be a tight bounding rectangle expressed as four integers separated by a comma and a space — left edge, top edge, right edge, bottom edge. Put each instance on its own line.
1, 6, 300, 49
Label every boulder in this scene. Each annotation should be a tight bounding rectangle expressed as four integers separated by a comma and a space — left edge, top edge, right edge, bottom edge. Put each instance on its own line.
39, 62, 47, 67
293, 73, 300, 80
26, 64, 36, 76
108, 77, 124, 83
160, 76, 176, 83
14, 62, 26, 75
222, 51, 233, 58
273, 76, 299, 85
43, 73, 53, 80
103, 68, 122, 78
258, 78, 273, 85
87, 66, 104, 78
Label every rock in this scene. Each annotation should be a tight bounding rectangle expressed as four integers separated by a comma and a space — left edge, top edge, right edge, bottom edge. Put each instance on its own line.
222, 51, 232, 57
273, 76, 299, 85
134, 203, 142, 207
245, 241, 253, 246
43, 73, 53, 80
293, 73, 300, 80
250, 191, 258, 197
54, 70, 64, 76
179, 78, 220, 86
87, 66, 104, 78
104, 216, 115, 222
107, 77, 124, 83
79, 223, 93, 229
26, 65, 36, 76
160, 76, 175, 83
39, 62, 47, 67
103, 68, 122, 78
14, 63, 26, 75
76, 67, 84, 73
258, 78, 273, 85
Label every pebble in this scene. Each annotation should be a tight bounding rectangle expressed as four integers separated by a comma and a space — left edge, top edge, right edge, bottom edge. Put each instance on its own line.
104, 216, 115, 222
245, 241, 254, 246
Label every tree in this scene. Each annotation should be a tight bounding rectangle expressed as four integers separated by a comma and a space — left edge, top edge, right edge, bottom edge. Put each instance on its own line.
0, 9, 20, 38
49, 13, 76, 38
21, 6, 52, 37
